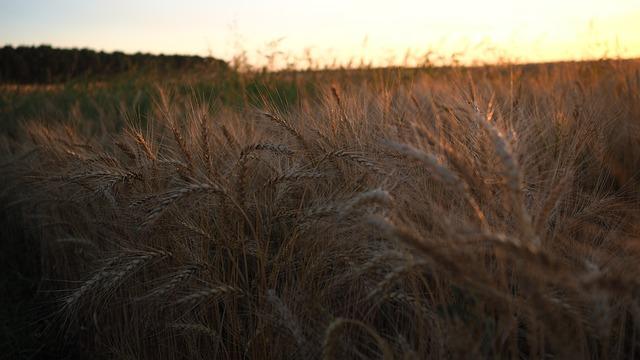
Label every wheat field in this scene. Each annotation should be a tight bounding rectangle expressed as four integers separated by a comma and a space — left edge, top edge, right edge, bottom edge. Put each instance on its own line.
2, 60, 640, 358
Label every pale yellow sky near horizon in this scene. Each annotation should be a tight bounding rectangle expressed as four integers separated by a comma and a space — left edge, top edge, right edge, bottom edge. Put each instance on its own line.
1, 0, 639, 67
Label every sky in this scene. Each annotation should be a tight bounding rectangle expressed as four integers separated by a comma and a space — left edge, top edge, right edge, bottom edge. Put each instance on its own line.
1, 0, 639, 68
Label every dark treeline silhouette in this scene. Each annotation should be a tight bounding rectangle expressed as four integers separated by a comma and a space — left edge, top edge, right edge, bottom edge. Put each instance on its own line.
0, 45, 228, 83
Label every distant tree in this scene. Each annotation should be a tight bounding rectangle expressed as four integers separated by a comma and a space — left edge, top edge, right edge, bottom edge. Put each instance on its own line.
0, 45, 228, 83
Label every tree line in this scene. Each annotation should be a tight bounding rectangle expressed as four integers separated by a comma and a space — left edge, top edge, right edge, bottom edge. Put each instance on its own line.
0, 45, 228, 83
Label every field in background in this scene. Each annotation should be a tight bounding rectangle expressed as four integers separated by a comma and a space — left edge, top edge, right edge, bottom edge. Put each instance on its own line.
1, 56, 640, 358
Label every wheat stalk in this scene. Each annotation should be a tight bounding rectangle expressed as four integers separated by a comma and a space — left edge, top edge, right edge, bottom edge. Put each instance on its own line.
388, 142, 488, 229
141, 182, 225, 228
323, 318, 393, 360
260, 111, 312, 153
174, 284, 243, 306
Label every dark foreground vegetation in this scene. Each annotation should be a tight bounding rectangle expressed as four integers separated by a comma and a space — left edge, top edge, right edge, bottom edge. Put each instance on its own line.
1, 55, 640, 358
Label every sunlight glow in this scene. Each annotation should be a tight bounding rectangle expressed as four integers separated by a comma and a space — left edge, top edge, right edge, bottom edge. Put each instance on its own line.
1, 0, 639, 68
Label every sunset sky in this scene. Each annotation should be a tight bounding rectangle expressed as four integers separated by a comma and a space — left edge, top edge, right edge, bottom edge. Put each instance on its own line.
1, 0, 639, 67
